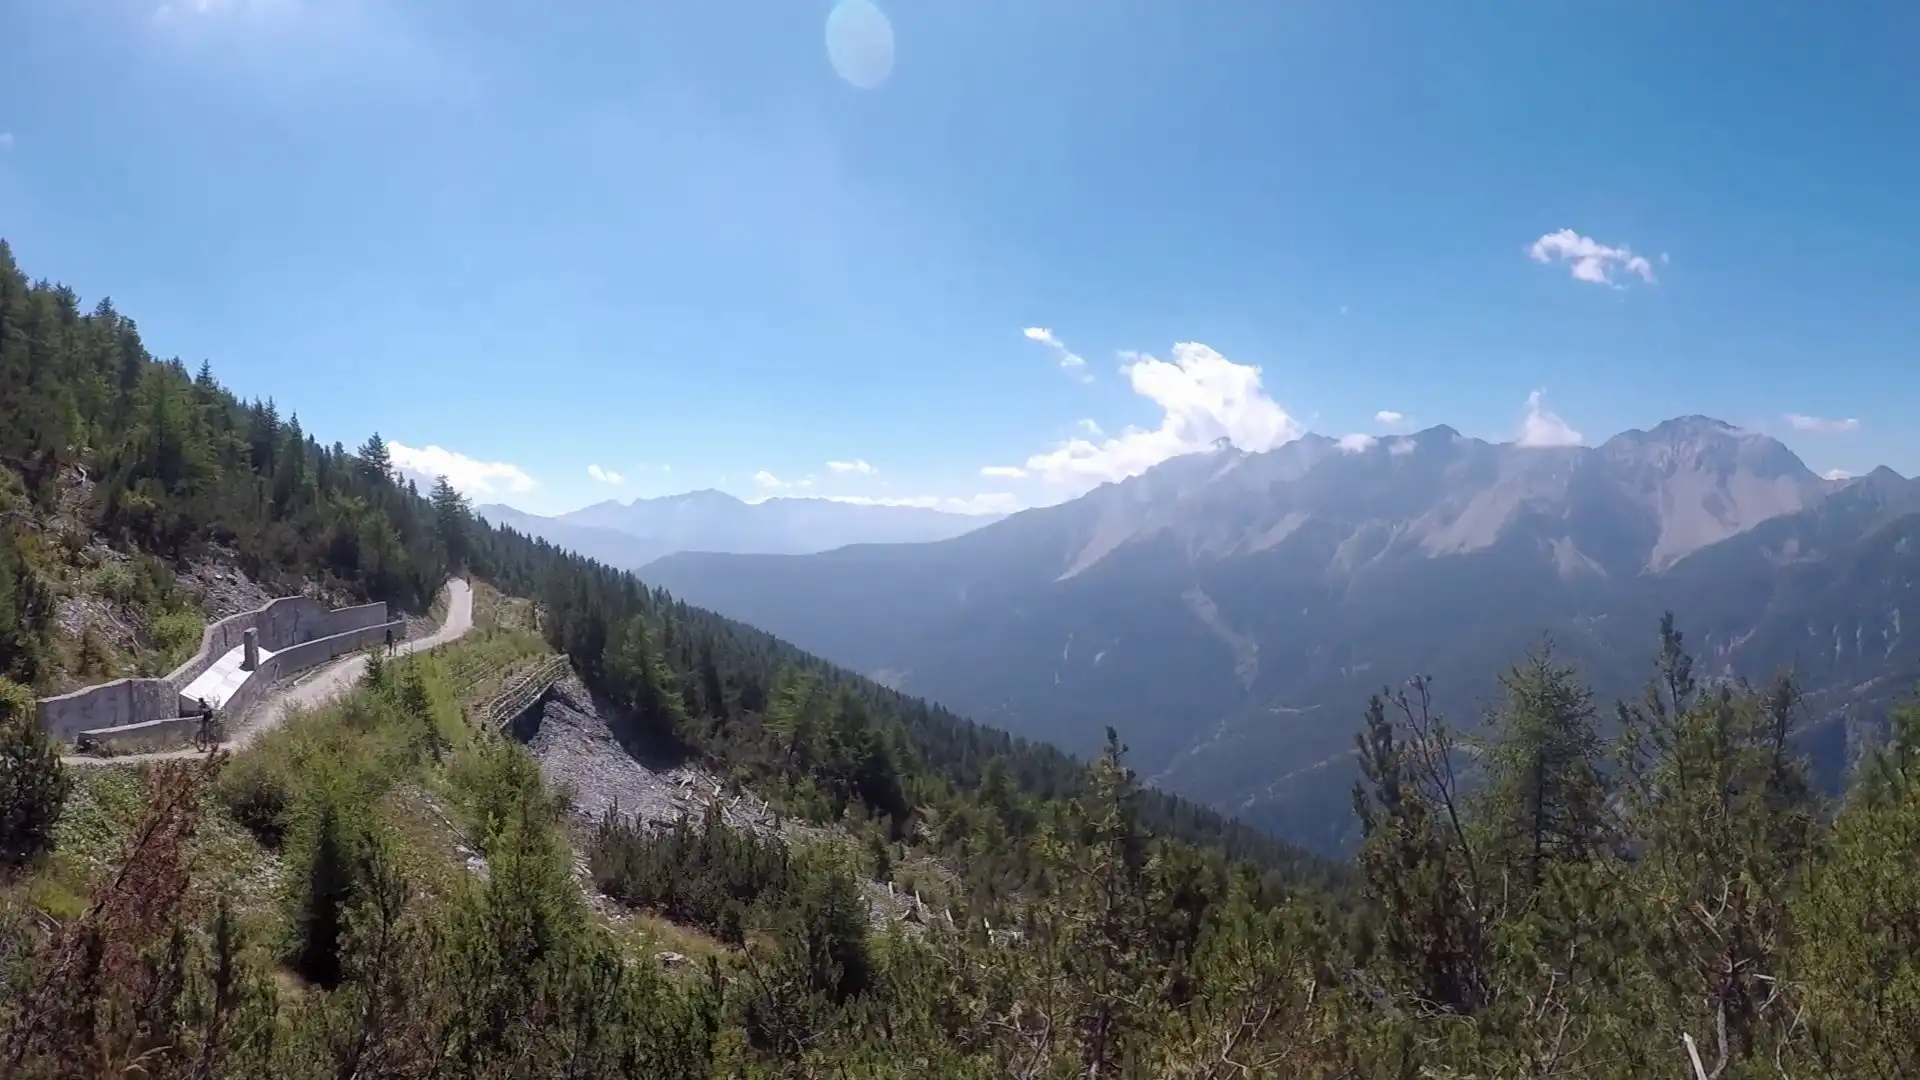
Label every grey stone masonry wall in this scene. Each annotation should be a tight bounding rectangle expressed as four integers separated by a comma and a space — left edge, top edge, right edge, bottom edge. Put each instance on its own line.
70, 618, 408, 753
39, 591, 402, 741
36, 678, 185, 741
221, 618, 407, 726
163, 597, 390, 691
76, 716, 205, 755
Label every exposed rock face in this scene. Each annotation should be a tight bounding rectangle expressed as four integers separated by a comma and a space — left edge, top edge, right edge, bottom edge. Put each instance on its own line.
523, 678, 786, 838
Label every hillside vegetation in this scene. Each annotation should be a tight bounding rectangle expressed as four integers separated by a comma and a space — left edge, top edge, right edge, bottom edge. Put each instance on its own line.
0, 238, 1310, 879
7, 241, 1920, 1075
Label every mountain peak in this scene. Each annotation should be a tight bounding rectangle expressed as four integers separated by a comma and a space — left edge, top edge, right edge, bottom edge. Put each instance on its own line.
1844, 465, 1915, 500
1649, 414, 1741, 438
656, 488, 744, 507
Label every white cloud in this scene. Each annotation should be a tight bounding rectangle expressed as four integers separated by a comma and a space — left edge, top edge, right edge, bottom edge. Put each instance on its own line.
388, 440, 536, 496
1822, 468, 1856, 481
1515, 390, 1584, 448
826, 493, 1019, 516
1022, 341, 1302, 491
1373, 409, 1410, 431
586, 464, 624, 485
1023, 327, 1093, 383
1528, 229, 1658, 287
753, 470, 787, 489
1075, 418, 1104, 437
1337, 434, 1377, 453
154, 0, 292, 22
1785, 413, 1861, 434
826, 459, 877, 475
1388, 438, 1418, 457
979, 465, 1028, 479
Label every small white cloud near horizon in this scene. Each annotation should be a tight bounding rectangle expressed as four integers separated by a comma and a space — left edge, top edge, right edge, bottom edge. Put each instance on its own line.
979, 465, 1028, 479
1822, 468, 1856, 481
1785, 413, 1862, 434
753, 470, 787, 489
586, 464, 623, 485
1022, 341, 1302, 491
1528, 229, 1658, 287
1024, 327, 1094, 383
1373, 409, 1413, 432
826, 458, 877, 475
827, 492, 1018, 516
1337, 434, 1377, 453
389, 440, 536, 496
1515, 390, 1584, 448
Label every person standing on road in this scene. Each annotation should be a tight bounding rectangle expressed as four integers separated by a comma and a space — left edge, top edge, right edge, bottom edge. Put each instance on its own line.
196, 697, 217, 751
385, 625, 397, 657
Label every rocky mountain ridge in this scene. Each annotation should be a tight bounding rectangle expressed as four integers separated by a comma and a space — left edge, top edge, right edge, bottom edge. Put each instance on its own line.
640, 416, 1919, 853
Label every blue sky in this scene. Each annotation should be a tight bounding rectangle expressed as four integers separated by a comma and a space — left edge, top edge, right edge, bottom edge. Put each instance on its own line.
3, 0, 1916, 516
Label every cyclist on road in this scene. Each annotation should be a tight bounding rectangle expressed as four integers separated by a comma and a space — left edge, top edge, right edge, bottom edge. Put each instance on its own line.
195, 697, 218, 752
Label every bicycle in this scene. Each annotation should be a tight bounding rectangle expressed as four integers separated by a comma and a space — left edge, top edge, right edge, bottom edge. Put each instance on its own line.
194, 711, 225, 753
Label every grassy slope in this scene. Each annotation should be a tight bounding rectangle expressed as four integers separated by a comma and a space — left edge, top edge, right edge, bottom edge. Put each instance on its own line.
19, 580, 811, 977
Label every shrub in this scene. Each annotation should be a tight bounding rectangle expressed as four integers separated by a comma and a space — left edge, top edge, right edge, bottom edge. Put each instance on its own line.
0, 676, 69, 870
216, 750, 295, 846
283, 777, 376, 988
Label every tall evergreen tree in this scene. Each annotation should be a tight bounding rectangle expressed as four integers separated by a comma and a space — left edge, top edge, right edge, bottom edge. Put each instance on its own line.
0, 676, 69, 869
357, 432, 393, 486
1472, 638, 1609, 901
430, 473, 473, 572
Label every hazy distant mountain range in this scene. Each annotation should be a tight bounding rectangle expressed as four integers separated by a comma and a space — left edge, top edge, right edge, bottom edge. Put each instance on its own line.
638, 417, 1920, 854
474, 489, 998, 569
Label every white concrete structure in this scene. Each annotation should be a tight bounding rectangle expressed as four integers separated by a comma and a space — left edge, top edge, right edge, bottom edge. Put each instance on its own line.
180, 642, 279, 711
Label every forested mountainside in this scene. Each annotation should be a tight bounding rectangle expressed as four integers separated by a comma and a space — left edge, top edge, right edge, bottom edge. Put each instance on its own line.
646, 419, 1920, 853
0, 237, 1317, 878
10, 240, 1920, 1075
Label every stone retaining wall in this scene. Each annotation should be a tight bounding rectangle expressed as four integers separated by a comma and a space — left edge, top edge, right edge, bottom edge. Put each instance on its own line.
75, 716, 205, 755
38, 679, 185, 741
221, 618, 407, 725
39, 591, 401, 741
74, 618, 408, 753
164, 597, 390, 691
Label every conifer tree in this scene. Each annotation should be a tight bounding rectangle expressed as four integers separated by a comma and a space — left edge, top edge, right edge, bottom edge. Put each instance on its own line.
430, 474, 472, 572
1472, 638, 1609, 902
0, 676, 68, 869
357, 432, 393, 486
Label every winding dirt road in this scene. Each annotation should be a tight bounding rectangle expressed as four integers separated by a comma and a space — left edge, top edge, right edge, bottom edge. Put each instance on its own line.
63, 579, 475, 767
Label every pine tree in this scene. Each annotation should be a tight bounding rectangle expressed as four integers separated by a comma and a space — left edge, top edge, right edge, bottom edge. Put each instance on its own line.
357, 432, 393, 486
1614, 621, 1816, 1075
1350, 683, 1489, 1016
1057, 728, 1156, 1078
0, 676, 69, 869
1472, 638, 1609, 902
287, 782, 374, 988
430, 474, 472, 573
0, 531, 50, 684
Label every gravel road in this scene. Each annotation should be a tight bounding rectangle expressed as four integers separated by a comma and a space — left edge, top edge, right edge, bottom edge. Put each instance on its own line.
63, 579, 474, 768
